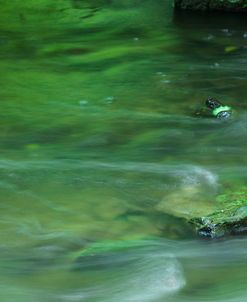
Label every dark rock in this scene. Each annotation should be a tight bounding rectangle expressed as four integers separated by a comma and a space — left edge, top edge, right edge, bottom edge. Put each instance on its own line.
190, 206, 247, 238
174, 0, 247, 13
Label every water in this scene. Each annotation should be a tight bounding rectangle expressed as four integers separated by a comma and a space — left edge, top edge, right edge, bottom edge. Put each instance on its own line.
0, 0, 247, 301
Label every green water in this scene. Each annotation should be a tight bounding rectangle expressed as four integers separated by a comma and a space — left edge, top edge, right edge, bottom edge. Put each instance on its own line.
1, 0, 247, 301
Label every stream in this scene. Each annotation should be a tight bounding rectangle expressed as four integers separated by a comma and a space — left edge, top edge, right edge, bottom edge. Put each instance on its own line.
0, 0, 247, 301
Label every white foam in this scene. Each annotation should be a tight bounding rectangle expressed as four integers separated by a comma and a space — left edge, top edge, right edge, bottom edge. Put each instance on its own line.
105, 253, 185, 302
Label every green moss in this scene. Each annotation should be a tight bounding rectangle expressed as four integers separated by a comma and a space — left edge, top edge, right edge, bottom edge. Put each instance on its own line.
190, 188, 247, 237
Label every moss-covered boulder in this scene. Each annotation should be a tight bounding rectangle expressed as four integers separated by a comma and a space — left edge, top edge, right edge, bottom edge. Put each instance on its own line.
174, 0, 247, 12
191, 206, 247, 238
156, 184, 247, 238
190, 189, 247, 238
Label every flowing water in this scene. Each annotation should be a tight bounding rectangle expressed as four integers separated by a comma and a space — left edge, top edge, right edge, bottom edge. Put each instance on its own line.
0, 0, 247, 301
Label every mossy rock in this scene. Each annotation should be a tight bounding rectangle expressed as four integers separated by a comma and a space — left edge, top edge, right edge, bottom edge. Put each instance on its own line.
174, 0, 247, 12
157, 184, 247, 238
190, 189, 247, 238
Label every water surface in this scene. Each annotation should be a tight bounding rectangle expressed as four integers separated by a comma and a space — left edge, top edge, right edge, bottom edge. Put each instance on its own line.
0, 1, 247, 301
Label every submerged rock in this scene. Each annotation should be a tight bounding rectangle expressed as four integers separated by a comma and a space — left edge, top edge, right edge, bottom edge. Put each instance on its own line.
156, 185, 218, 220
156, 166, 219, 219
156, 171, 247, 238
174, 0, 247, 12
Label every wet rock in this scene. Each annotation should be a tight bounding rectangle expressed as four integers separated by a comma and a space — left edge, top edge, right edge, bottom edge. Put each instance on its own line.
190, 190, 247, 238
174, 0, 247, 12
191, 207, 247, 238
157, 181, 247, 238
